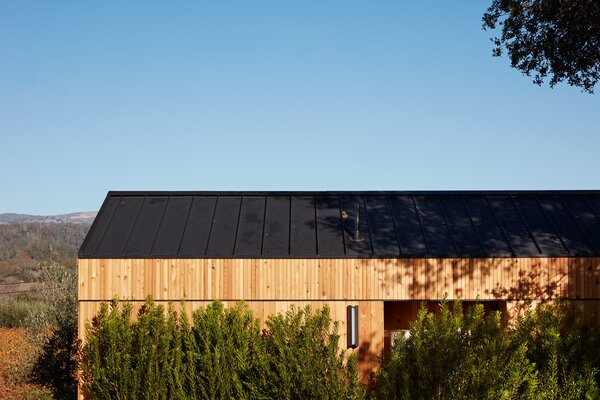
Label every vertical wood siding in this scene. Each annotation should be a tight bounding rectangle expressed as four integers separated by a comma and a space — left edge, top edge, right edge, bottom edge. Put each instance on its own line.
78, 257, 600, 387
79, 258, 600, 302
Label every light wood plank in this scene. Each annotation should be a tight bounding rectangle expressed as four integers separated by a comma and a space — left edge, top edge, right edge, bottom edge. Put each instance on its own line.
79, 257, 600, 302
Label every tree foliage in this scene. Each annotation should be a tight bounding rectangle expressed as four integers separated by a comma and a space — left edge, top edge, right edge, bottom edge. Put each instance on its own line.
0, 222, 87, 283
483, 0, 600, 93
29, 266, 79, 399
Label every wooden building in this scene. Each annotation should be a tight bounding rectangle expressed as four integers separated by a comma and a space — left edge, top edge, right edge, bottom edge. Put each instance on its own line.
78, 191, 600, 376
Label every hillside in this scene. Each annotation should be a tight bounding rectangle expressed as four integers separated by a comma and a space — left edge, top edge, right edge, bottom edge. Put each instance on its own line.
0, 221, 92, 284
0, 211, 96, 225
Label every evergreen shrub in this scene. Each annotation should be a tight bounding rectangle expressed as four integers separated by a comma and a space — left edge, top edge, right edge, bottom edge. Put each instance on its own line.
510, 303, 600, 399
261, 305, 363, 400
29, 266, 79, 399
80, 299, 363, 400
0, 295, 48, 329
371, 300, 600, 400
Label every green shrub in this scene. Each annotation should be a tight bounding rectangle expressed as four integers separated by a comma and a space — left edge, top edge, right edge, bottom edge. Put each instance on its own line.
18, 388, 54, 400
80, 299, 363, 400
261, 305, 363, 400
511, 303, 600, 399
189, 301, 265, 399
371, 300, 600, 400
0, 295, 48, 328
80, 299, 136, 398
372, 300, 535, 400
29, 265, 78, 400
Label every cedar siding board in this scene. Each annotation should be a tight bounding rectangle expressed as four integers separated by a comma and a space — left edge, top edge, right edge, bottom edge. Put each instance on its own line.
78, 257, 600, 302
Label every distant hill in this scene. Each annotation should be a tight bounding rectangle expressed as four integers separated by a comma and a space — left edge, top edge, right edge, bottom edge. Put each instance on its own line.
0, 213, 95, 284
0, 212, 96, 225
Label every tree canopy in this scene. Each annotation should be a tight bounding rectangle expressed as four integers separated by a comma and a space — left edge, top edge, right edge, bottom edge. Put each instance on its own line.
483, 0, 600, 93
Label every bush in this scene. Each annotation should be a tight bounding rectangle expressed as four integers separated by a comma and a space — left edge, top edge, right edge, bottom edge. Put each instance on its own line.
510, 303, 600, 399
0, 295, 48, 329
372, 300, 535, 400
29, 265, 78, 400
80, 300, 265, 399
80, 299, 363, 400
261, 305, 362, 400
188, 301, 265, 399
371, 300, 600, 400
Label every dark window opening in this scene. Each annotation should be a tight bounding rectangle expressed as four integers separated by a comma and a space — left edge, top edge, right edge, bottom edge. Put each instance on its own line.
383, 300, 507, 354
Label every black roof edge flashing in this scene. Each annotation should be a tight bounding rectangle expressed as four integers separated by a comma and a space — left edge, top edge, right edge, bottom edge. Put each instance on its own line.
106, 190, 600, 197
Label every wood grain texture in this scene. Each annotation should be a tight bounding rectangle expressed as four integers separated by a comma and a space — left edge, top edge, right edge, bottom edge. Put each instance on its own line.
79, 257, 600, 302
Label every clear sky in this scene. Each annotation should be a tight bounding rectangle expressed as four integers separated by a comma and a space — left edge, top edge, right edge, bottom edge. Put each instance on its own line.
1, 2, 599, 215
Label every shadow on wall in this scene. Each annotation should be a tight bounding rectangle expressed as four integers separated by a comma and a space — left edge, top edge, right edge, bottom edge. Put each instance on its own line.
361, 257, 599, 320
356, 337, 380, 382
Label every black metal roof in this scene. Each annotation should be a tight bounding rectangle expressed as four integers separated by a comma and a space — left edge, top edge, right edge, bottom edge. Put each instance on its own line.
79, 191, 600, 259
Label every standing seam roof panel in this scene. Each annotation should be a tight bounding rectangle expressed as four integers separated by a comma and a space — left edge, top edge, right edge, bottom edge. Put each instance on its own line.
340, 196, 372, 256
95, 197, 144, 257
389, 196, 428, 257
151, 197, 194, 256
79, 191, 600, 259
489, 198, 540, 256
364, 196, 401, 257
462, 198, 513, 257
262, 196, 291, 256
563, 197, 600, 253
79, 196, 120, 257
235, 196, 266, 256
178, 196, 218, 257
316, 196, 345, 256
513, 197, 569, 256
439, 197, 484, 257
290, 196, 317, 256
414, 196, 457, 257
538, 197, 593, 256
123, 197, 168, 257
206, 196, 242, 257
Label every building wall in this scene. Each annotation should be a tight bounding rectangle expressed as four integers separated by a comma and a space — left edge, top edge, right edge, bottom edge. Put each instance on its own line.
78, 257, 600, 379
78, 257, 600, 302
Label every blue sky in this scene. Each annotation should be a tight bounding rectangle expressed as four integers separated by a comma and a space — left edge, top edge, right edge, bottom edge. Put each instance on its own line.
1, 2, 599, 215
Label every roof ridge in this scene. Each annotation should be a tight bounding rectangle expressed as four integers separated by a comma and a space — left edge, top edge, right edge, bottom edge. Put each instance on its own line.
106, 190, 600, 197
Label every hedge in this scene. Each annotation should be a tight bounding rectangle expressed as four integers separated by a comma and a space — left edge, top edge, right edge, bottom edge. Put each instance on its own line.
80, 299, 363, 400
